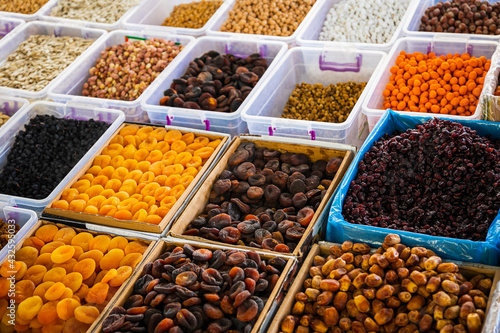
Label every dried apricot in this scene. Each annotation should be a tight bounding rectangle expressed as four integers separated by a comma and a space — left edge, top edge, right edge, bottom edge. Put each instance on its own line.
52, 228, 77, 245
14, 280, 35, 303
113, 191, 130, 201
132, 209, 148, 222
87, 165, 102, 177
146, 215, 162, 225
137, 126, 155, 141
100, 189, 115, 199
56, 298, 80, 321
85, 185, 104, 199
85, 282, 109, 305
181, 132, 195, 144
186, 156, 202, 168
45, 282, 66, 301
74, 305, 100, 324
114, 210, 133, 221
120, 125, 140, 136
41, 318, 64, 333
40, 241, 65, 255
103, 178, 121, 193
53, 258, 77, 273
82, 272, 96, 286
98, 166, 115, 179
16, 246, 39, 267
119, 253, 142, 269
43, 267, 66, 283
23, 237, 45, 251
93, 155, 111, 168
174, 152, 192, 166
133, 148, 150, 162
18, 296, 43, 321
151, 128, 166, 141
87, 195, 107, 209
100, 269, 117, 284
165, 129, 182, 144
164, 165, 183, 178
122, 158, 139, 171
63, 316, 89, 333
73, 179, 91, 194
170, 185, 185, 199
61, 189, 79, 202
35, 225, 59, 243
109, 266, 132, 287
207, 139, 221, 149
0, 260, 27, 279
171, 140, 187, 153
37, 301, 58, 325
124, 241, 148, 255
69, 200, 86, 212
149, 161, 164, 176
123, 134, 141, 147
52, 200, 69, 210
102, 143, 123, 158
72, 259, 96, 280
162, 150, 177, 165
72, 246, 84, 260
75, 193, 90, 202
194, 147, 214, 159
71, 233, 93, 252
59, 287, 73, 300
63, 272, 83, 293
25, 265, 48, 285
100, 249, 124, 270
89, 235, 111, 253
110, 134, 124, 145
51, 245, 76, 264
74, 284, 89, 300
110, 155, 125, 169
147, 150, 163, 163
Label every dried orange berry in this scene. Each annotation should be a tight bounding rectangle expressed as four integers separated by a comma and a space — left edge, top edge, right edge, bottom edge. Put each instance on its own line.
124, 241, 148, 255
100, 249, 125, 271
119, 253, 142, 269
40, 241, 65, 255
51, 245, 76, 264
16, 246, 39, 267
14, 280, 35, 303
56, 298, 80, 321
37, 301, 58, 325
25, 264, 48, 285
109, 266, 133, 287
18, 296, 43, 321
89, 235, 111, 253
73, 259, 96, 280
63, 272, 83, 293
43, 267, 66, 283
70, 232, 93, 252
35, 225, 59, 243
52, 228, 77, 245
74, 305, 100, 324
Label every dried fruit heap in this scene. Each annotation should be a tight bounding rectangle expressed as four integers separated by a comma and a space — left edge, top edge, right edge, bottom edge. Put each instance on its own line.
281, 234, 492, 333
183, 142, 342, 253
0, 224, 148, 332
343, 118, 500, 241
0, 219, 19, 251
102, 244, 286, 332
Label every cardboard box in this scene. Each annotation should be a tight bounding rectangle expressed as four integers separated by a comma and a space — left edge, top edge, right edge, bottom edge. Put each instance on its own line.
92, 237, 298, 333
1, 219, 156, 333
268, 242, 500, 333
44, 123, 230, 234
168, 135, 355, 258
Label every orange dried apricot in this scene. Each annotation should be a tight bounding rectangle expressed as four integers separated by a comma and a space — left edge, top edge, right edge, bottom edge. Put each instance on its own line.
110, 155, 125, 169
24, 262, 47, 285
119, 179, 138, 196
43, 267, 66, 283
53, 258, 77, 273
140, 182, 160, 198
89, 235, 111, 253
183, 167, 198, 177
139, 137, 158, 151
162, 150, 177, 165
68, 200, 86, 212
139, 171, 155, 184
72, 246, 84, 260
174, 152, 192, 166
29, 317, 43, 329
181, 132, 195, 144
73, 179, 91, 194
91, 175, 109, 187
82, 271, 96, 286
74, 284, 89, 300
41, 318, 64, 333
111, 167, 129, 182
45, 282, 66, 301
137, 126, 155, 140
117, 198, 138, 212
37, 301, 58, 325
163, 164, 184, 177
165, 129, 182, 144
87, 165, 102, 177
93, 155, 111, 168
150, 128, 166, 141
85, 185, 104, 198
18, 296, 43, 321
74, 193, 90, 202
23, 237, 45, 251
113, 191, 130, 201
83, 205, 99, 215
16, 246, 39, 267
121, 144, 137, 159
179, 175, 194, 188
80, 173, 94, 182
59, 287, 73, 300
130, 194, 143, 201
194, 147, 214, 159
132, 209, 148, 222
72, 259, 95, 280
0, 260, 27, 279
194, 136, 209, 146
56, 298, 80, 321
133, 148, 150, 162
74, 305, 100, 325
99, 205, 117, 217
52, 200, 69, 210
149, 161, 164, 176
137, 160, 151, 173
78, 249, 103, 267
101, 269, 117, 284
33, 281, 54, 302
104, 179, 121, 192
120, 125, 140, 136
124, 241, 148, 255
61, 189, 79, 202
142, 196, 155, 207
148, 205, 158, 215
87, 195, 107, 209
124, 170, 143, 183
114, 210, 133, 221
171, 140, 187, 153
52, 228, 77, 245
101, 143, 123, 158
207, 139, 221, 149
155, 141, 170, 154
154, 187, 170, 202
85, 282, 109, 304
108, 266, 132, 287
160, 196, 176, 209
35, 225, 59, 243
110, 134, 124, 146
186, 156, 202, 168
153, 175, 167, 186
119, 252, 142, 269
63, 272, 83, 293
123, 134, 141, 147
70, 232, 93, 252
146, 215, 162, 225
165, 174, 181, 187
109, 236, 128, 251
40, 241, 65, 255
98, 165, 115, 179
33, 254, 53, 269
121, 158, 138, 171
170, 185, 185, 199
14, 280, 35, 303
146, 150, 163, 163
186, 142, 204, 153
100, 249, 124, 270
51, 245, 75, 264
100, 189, 115, 199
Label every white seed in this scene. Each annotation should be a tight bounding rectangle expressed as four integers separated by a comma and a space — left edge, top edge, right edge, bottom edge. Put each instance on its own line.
49, 0, 140, 24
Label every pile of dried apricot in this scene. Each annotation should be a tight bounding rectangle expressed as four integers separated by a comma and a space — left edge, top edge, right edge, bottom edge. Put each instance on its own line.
52, 125, 221, 225
0, 224, 148, 332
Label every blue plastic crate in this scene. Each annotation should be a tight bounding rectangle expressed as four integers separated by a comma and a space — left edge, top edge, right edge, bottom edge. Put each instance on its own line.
327, 109, 500, 265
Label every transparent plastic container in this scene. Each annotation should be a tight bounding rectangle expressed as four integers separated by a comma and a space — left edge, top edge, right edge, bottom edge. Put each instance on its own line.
297, 0, 420, 52
0, 17, 24, 39
0, 96, 29, 136
0, 101, 125, 213
0, 21, 107, 101
0, 0, 58, 21
241, 47, 386, 148
123, 0, 231, 37
48, 30, 195, 122
362, 37, 498, 132
39, 0, 143, 31
403, 0, 500, 41
205, 0, 322, 44
142, 36, 288, 136
0, 203, 38, 262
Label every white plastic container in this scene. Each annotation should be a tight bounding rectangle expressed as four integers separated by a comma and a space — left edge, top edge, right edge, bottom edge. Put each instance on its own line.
0, 17, 24, 39
0, 21, 106, 101
297, 0, 420, 52
0, 203, 38, 262
141, 36, 288, 136
362, 37, 498, 132
403, 0, 500, 41
205, 0, 321, 44
0, 0, 58, 21
0, 96, 29, 136
241, 47, 387, 148
48, 30, 195, 122
40, 0, 143, 31
0, 101, 125, 213
123, 0, 231, 37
